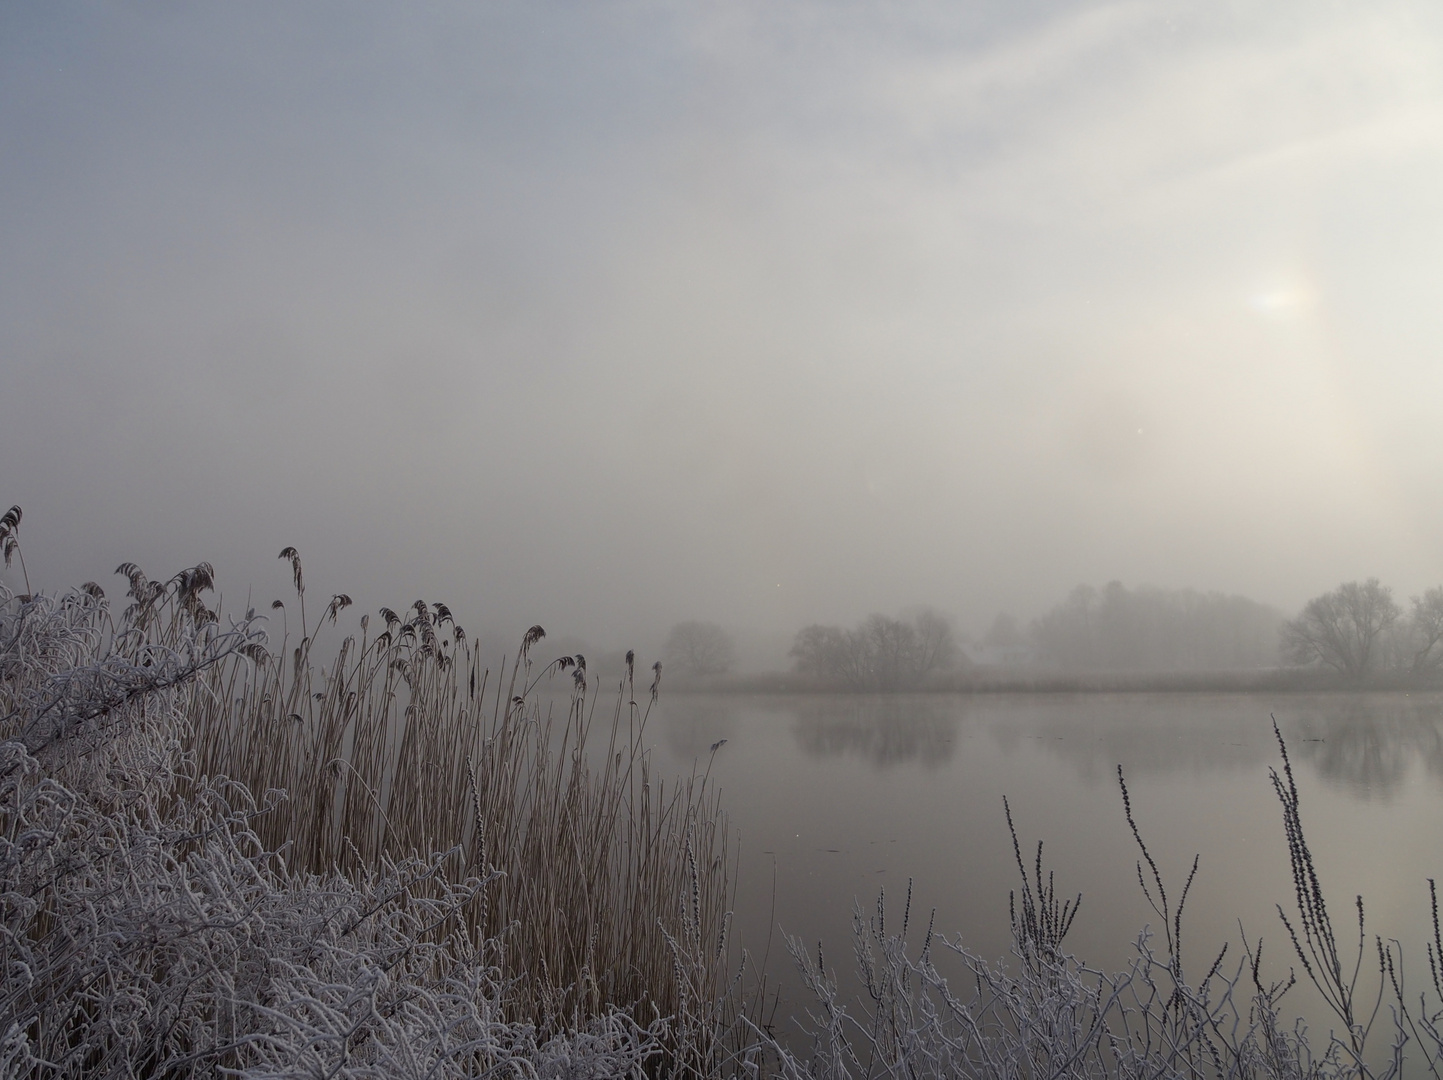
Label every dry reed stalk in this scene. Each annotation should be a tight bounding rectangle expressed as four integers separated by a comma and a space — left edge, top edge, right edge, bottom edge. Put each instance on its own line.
181, 550, 735, 1045
1, 575, 687, 1078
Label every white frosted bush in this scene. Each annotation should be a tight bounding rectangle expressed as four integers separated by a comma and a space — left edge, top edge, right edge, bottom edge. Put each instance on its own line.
755, 774, 1443, 1080
0, 584, 669, 1078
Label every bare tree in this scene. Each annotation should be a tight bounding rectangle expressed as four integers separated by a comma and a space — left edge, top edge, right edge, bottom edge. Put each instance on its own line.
860, 615, 918, 690
1031, 582, 1282, 671
983, 612, 1024, 650
1281, 578, 1400, 680
790, 623, 870, 689
790, 611, 957, 690
1403, 586, 1443, 674
662, 620, 737, 679
910, 609, 958, 675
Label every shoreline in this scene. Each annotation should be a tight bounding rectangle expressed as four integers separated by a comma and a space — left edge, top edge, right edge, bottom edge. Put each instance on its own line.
664, 669, 1443, 695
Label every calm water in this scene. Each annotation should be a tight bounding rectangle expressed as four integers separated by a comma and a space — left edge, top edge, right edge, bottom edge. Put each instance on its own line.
649, 691, 1443, 1037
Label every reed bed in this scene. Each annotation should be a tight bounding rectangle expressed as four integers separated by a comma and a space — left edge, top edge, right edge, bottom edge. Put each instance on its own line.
0, 536, 740, 1077
0, 577, 679, 1076
162, 550, 736, 1042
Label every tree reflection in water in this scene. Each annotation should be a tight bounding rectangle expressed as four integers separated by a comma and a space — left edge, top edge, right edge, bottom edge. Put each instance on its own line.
1290, 697, 1443, 798
789, 695, 960, 767
658, 698, 740, 760
657, 691, 1443, 794
985, 696, 1265, 784
984, 692, 1443, 800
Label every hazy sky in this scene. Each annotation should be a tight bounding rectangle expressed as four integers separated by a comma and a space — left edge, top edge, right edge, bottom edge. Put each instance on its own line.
3, 2, 1442, 655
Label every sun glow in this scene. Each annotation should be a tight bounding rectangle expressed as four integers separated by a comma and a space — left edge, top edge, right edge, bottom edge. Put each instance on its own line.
1247, 278, 1317, 318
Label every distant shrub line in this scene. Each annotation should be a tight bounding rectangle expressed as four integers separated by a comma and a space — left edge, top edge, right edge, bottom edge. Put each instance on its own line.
765, 579, 1443, 690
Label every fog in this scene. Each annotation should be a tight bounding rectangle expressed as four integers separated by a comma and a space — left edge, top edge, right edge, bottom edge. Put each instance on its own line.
4, 2, 1442, 661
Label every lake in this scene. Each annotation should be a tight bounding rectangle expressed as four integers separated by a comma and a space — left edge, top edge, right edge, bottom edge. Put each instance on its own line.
647, 690, 1443, 1043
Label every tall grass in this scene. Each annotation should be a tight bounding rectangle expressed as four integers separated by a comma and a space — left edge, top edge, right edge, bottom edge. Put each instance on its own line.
150, 550, 736, 1041
0, 578, 672, 1076
0, 542, 740, 1076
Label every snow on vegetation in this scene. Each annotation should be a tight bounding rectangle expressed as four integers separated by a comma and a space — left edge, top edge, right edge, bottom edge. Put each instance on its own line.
6, 511, 1443, 1077
0, 538, 732, 1077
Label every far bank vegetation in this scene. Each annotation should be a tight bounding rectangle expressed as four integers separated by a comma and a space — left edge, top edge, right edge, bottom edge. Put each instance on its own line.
1282, 577, 1443, 681
1020, 578, 1443, 684
1026, 582, 1283, 672
662, 619, 738, 682
789, 611, 958, 691
778, 577, 1443, 691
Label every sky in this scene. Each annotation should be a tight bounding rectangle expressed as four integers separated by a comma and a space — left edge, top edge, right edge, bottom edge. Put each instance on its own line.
3, 1, 1443, 661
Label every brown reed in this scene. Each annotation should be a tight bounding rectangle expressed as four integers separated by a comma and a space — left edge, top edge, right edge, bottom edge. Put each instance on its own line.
180, 549, 735, 1045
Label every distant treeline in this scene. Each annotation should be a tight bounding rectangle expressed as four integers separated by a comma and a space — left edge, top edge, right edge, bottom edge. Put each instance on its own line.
1281, 577, 1443, 681
660, 579, 1443, 692
790, 611, 957, 691
989, 577, 1443, 683
1020, 582, 1283, 672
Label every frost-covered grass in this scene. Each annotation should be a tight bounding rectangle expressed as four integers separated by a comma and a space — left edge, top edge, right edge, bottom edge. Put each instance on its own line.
0, 561, 738, 1077
7, 529, 1443, 1078
755, 752, 1443, 1080
176, 549, 733, 1036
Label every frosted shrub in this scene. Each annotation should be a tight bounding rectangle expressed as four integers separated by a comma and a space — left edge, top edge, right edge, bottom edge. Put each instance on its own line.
0, 583, 671, 1078
758, 754, 1443, 1080
764, 909, 1333, 1080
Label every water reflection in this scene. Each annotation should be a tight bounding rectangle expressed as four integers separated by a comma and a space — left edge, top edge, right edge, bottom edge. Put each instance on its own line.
790, 696, 960, 767
647, 690, 1443, 1065
659, 692, 1443, 797
1290, 698, 1443, 799
658, 698, 740, 760
989, 693, 1443, 799
986, 695, 1271, 786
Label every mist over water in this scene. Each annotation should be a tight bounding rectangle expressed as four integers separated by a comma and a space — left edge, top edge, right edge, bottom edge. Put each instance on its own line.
5, 5, 1443, 1069
653, 691, 1443, 1043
